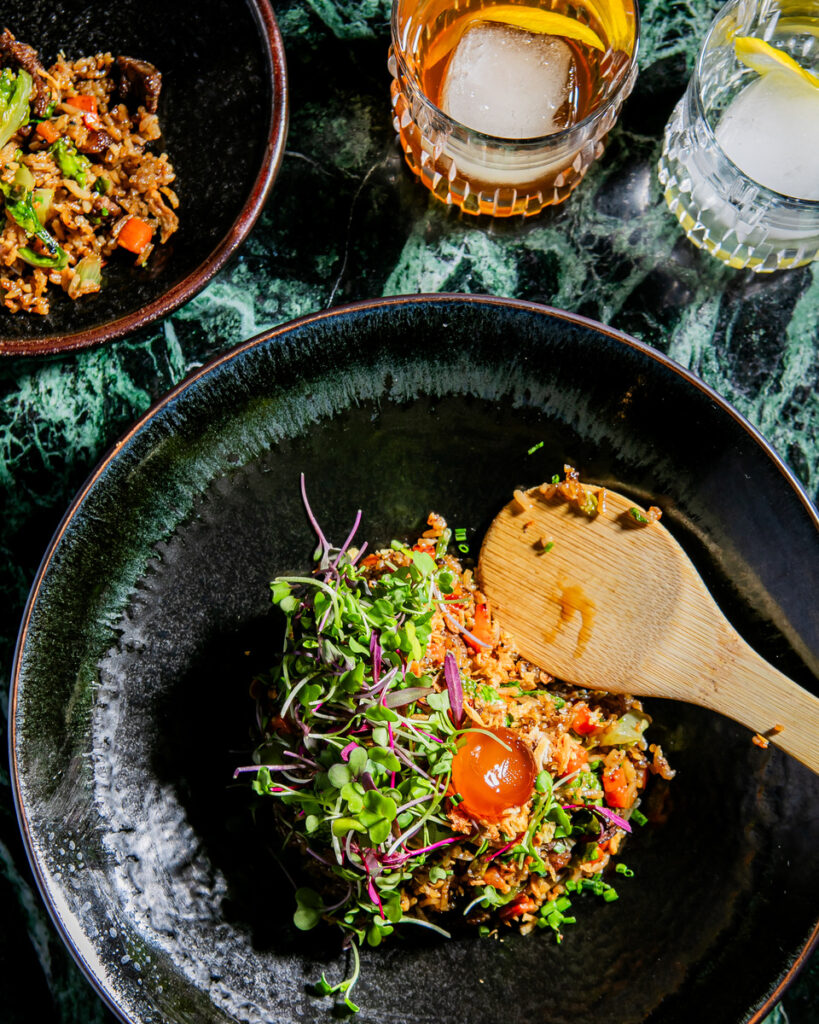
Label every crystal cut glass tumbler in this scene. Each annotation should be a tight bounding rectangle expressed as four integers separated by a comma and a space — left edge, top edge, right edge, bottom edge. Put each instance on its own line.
658, 0, 819, 272
388, 0, 639, 217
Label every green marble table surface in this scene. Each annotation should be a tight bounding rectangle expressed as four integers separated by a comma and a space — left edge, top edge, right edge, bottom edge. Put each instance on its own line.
1, 1, 816, 1021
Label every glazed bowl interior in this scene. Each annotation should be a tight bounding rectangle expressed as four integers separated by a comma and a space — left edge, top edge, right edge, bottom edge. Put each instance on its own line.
11, 296, 819, 1024
0, 0, 287, 356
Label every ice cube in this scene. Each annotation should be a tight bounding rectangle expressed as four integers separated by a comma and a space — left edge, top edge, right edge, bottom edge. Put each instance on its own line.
716, 70, 819, 200
441, 22, 574, 139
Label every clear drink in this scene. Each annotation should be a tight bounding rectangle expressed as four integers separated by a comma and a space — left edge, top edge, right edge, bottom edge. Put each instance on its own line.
658, 0, 819, 272
389, 0, 639, 216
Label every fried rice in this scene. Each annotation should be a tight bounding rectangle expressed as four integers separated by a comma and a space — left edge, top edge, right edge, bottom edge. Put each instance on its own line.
245, 486, 675, 956
0, 31, 178, 314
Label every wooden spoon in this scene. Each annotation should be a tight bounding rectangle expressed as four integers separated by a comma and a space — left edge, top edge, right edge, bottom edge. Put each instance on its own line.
478, 483, 819, 773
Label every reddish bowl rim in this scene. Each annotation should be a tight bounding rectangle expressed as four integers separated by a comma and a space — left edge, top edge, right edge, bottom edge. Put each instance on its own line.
0, 0, 289, 358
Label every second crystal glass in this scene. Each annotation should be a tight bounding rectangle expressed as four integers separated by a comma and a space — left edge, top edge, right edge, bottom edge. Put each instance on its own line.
658, 0, 819, 272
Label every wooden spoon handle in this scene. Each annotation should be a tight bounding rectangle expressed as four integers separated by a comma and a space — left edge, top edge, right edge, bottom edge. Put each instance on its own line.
647, 629, 819, 773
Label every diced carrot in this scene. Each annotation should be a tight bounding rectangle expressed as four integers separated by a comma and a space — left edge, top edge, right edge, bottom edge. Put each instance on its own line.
602, 764, 631, 808
571, 703, 599, 735
117, 216, 153, 254
563, 740, 588, 776
36, 121, 59, 144
464, 602, 492, 650
67, 94, 97, 114
482, 867, 510, 892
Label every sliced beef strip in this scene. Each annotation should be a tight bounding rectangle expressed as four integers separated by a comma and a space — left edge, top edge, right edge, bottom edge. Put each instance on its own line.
79, 128, 114, 155
0, 28, 51, 117
114, 56, 161, 114
91, 193, 121, 218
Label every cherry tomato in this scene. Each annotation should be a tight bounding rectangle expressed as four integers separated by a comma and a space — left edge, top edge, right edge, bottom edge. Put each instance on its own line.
451, 726, 536, 820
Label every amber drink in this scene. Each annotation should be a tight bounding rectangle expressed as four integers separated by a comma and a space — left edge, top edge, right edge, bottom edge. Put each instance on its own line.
389, 0, 639, 216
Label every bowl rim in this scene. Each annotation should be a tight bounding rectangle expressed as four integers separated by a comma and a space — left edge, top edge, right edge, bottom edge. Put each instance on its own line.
0, 0, 289, 358
9, 293, 819, 1023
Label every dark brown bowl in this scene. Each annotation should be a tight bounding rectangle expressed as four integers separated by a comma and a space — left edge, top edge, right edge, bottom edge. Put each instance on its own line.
0, 0, 288, 357
10, 296, 819, 1023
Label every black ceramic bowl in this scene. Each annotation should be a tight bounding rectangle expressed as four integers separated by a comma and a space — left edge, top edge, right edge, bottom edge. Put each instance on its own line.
10, 296, 819, 1024
0, 0, 287, 357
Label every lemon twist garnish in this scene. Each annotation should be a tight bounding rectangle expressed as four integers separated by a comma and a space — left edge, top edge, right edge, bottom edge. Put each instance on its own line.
426, 5, 607, 68
734, 35, 819, 89
479, 7, 605, 51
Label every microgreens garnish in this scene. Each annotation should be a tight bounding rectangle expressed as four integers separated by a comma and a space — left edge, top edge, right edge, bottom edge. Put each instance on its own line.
237, 478, 468, 1010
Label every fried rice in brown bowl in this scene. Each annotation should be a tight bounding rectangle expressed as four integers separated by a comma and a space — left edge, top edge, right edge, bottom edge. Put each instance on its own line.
0, 0, 287, 356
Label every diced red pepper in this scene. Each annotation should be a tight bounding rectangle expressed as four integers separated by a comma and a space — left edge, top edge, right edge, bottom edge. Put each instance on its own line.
571, 703, 599, 735
67, 94, 97, 114
602, 764, 631, 808
499, 894, 538, 919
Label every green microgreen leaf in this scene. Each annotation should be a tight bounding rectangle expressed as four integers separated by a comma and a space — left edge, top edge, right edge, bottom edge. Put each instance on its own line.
294, 888, 324, 930
426, 691, 450, 712
348, 746, 368, 774
365, 705, 400, 724
368, 747, 401, 772
328, 763, 352, 788
332, 817, 367, 837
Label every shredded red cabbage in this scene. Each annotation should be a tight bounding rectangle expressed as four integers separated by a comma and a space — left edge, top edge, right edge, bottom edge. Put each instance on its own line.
444, 652, 464, 726
562, 803, 632, 833
370, 630, 382, 684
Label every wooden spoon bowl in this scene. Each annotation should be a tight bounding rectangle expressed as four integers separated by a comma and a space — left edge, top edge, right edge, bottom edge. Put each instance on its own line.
479, 482, 819, 772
